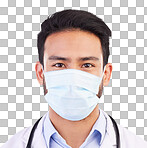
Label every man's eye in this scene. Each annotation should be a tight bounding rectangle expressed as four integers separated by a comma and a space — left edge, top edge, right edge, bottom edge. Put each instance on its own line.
82, 63, 95, 68
52, 63, 65, 68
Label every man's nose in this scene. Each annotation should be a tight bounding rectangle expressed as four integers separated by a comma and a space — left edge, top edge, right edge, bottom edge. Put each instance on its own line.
67, 63, 80, 70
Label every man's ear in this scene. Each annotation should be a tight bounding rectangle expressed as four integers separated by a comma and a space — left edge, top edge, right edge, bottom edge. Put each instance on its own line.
103, 63, 112, 86
35, 61, 44, 86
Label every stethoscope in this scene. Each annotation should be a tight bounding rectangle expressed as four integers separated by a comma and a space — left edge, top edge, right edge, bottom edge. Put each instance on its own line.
26, 115, 120, 148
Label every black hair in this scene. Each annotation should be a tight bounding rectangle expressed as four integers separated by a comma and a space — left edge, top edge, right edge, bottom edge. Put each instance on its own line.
37, 9, 111, 69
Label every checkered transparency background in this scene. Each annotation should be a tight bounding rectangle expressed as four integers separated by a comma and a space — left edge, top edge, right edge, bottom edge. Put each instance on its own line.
0, 0, 147, 146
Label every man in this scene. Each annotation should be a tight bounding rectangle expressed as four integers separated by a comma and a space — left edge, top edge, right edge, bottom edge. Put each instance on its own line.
1, 9, 147, 148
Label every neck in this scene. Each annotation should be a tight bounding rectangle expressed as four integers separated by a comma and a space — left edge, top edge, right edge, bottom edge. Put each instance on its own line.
49, 105, 100, 148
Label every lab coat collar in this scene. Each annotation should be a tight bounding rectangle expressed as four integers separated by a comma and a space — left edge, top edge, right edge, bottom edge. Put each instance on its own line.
100, 110, 117, 147
22, 112, 48, 148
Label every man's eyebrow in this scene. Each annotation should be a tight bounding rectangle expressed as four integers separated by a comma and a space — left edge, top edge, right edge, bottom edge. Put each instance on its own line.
48, 56, 70, 61
48, 56, 99, 61
79, 56, 99, 61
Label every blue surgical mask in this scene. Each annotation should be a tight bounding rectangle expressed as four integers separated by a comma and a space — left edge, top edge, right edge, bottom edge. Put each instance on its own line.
42, 66, 105, 121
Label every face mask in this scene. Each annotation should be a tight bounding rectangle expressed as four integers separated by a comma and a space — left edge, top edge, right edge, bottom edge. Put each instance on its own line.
42, 66, 106, 121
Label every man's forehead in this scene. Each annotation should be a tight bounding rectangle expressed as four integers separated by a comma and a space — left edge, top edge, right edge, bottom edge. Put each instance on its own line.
44, 30, 103, 62
44, 30, 101, 47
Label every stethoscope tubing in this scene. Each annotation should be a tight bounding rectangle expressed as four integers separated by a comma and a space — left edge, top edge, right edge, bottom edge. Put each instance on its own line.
26, 116, 42, 148
108, 115, 120, 148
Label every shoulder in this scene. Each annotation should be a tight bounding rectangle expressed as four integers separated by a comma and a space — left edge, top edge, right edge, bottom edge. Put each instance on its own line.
100, 109, 147, 148
118, 123, 147, 148
0, 112, 48, 148
0, 126, 32, 148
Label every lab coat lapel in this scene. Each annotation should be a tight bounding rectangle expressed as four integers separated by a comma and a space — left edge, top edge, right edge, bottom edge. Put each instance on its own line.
100, 110, 117, 148
31, 126, 46, 148
32, 133, 46, 148
100, 137, 115, 148
22, 112, 48, 148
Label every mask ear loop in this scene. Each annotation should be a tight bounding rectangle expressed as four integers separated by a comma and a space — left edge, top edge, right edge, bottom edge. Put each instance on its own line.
41, 65, 44, 89
101, 65, 106, 79
41, 65, 48, 95
98, 65, 106, 98
41, 65, 44, 73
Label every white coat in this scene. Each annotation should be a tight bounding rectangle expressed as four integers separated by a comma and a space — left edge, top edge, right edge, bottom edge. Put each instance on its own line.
1, 110, 147, 148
